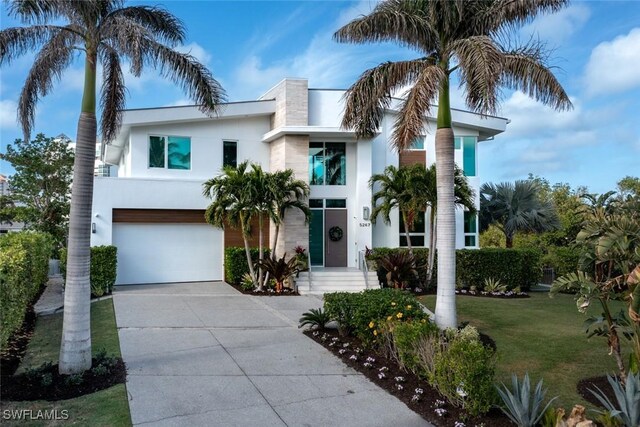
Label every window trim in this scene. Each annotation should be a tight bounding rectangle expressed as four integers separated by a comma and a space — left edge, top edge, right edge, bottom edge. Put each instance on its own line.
147, 134, 192, 171
408, 135, 426, 151
463, 211, 478, 248
222, 139, 238, 169
398, 211, 428, 248
309, 141, 347, 186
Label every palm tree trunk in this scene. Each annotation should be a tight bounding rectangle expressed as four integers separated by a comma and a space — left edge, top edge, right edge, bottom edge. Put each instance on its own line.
258, 211, 264, 288
59, 54, 97, 374
434, 72, 457, 329
271, 223, 280, 257
505, 233, 513, 248
241, 215, 257, 289
402, 211, 414, 258
427, 209, 436, 285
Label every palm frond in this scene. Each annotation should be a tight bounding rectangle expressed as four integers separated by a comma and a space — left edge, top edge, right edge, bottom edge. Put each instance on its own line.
103, 5, 185, 45
391, 65, 445, 151
500, 41, 572, 111
0, 25, 73, 65
342, 59, 432, 138
489, 0, 570, 30
99, 47, 126, 143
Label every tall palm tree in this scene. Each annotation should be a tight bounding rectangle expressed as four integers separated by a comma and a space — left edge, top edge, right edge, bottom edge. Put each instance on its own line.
335, 0, 572, 328
480, 180, 560, 248
268, 169, 311, 258
204, 162, 256, 285
1, 0, 224, 373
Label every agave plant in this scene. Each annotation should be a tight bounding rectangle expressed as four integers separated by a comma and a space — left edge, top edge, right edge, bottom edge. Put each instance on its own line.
589, 373, 640, 427
496, 373, 557, 427
377, 252, 418, 289
256, 254, 299, 293
299, 308, 330, 330
483, 278, 507, 293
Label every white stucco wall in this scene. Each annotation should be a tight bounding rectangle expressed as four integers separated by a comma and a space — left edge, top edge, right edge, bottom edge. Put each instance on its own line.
308, 90, 345, 127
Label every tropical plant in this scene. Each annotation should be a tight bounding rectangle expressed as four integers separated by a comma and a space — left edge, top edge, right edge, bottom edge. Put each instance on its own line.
376, 251, 418, 289
0, 0, 224, 373
335, 0, 571, 328
480, 181, 560, 248
495, 373, 558, 427
256, 254, 299, 293
299, 308, 330, 330
483, 277, 506, 293
589, 372, 640, 427
552, 208, 640, 384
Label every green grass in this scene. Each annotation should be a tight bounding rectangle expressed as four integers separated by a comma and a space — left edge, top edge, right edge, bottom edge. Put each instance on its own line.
420, 292, 631, 408
3, 299, 131, 427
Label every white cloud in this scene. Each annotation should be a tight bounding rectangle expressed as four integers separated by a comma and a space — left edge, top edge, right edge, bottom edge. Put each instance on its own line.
521, 4, 591, 43
0, 99, 18, 130
584, 27, 640, 96
176, 42, 212, 65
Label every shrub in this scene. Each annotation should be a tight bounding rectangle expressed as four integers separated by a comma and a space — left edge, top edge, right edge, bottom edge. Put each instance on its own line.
60, 245, 117, 297
589, 373, 640, 427
542, 246, 581, 276
0, 232, 53, 348
457, 248, 542, 291
324, 288, 428, 345
299, 308, 330, 330
376, 251, 418, 289
392, 320, 439, 374
496, 373, 558, 427
431, 326, 498, 416
368, 248, 433, 289
224, 247, 270, 285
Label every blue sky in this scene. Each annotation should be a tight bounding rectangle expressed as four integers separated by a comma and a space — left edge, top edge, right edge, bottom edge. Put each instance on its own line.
1, 0, 639, 193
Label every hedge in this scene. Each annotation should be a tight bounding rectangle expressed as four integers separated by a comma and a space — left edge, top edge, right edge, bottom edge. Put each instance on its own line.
367, 248, 434, 288
0, 232, 53, 348
60, 245, 118, 297
542, 246, 582, 276
224, 247, 270, 285
368, 247, 542, 291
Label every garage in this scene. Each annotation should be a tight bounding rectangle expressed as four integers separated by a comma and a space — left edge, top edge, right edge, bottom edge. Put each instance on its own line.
112, 209, 223, 285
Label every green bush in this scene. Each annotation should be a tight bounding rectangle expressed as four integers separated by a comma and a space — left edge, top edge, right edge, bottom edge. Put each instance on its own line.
0, 232, 53, 348
60, 245, 118, 297
367, 248, 434, 288
224, 247, 270, 285
542, 246, 581, 276
457, 248, 542, 291
324, 288, 428, 345
431, 326, 498, 416
392, 320, 439, 374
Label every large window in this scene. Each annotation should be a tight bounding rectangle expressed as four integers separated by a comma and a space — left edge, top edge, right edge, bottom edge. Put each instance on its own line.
462, 136, 476, 177
309, 142, 346, 185
464, 211, 478, 247
409, 135, 425, 150
149, 135, 191, 170
223, 140, 237, 168
399, 212, 426, 247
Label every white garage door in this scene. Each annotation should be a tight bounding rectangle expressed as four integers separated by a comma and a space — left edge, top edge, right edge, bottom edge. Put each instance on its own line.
112, 223, 223, 285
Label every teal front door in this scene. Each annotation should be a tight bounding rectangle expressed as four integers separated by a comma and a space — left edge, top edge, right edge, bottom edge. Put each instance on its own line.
309, 209, 324, 266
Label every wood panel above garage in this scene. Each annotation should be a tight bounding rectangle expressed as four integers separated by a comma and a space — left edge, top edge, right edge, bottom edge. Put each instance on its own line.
112, 209, 207, 223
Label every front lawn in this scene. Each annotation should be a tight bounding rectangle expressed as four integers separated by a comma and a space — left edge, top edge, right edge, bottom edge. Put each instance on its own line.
419, 292, 630, 408
1, 299, 131, 426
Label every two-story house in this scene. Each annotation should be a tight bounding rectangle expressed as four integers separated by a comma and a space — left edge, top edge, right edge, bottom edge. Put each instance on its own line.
92, 78, 508, 286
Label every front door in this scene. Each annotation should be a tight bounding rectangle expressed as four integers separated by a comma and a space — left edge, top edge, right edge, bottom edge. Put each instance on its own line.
325, 209, 347, 267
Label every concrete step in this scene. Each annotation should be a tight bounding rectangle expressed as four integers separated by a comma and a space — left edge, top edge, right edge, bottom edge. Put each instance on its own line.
295, 270, 379, 295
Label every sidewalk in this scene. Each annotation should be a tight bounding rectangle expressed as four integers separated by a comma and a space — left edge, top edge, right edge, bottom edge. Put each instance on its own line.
113, 281, 430, 426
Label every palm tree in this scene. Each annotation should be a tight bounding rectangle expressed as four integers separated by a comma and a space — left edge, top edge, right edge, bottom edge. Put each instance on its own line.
203, 162, 257, 285
268, 169, 311, 258
1, 0, 225, 373
480, 180, 560, 248
335, 0, 572, 328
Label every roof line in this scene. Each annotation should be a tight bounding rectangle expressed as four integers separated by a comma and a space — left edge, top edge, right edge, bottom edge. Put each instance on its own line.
121, 98, 275, 113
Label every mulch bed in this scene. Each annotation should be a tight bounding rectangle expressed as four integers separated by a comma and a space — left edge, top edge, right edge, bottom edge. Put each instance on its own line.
576, 375, 617, 407
1, 357, 127, 401
227, 282, 299, 296
0, 285, 46, 377
304, 328, 512, 427
381, 287, 530, 299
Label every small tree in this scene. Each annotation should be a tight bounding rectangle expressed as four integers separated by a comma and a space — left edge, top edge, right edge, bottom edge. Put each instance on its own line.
0, 133, 74, 250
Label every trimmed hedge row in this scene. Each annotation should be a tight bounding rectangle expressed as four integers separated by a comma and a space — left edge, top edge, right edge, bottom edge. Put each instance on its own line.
60, 245, 117, 297
0, 232, 53, 348
224, 247, 270, 285
368, 247, 542, 291
542, 246, 582, 276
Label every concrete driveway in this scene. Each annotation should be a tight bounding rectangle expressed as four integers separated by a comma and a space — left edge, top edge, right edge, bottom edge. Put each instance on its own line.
113, 282, 430, 427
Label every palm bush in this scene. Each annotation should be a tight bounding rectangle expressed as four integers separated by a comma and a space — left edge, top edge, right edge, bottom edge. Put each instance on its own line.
376, 251, 418, 289
589, 373, 640, 427
496, 373, 557, 427
299, 308, 330, 330
256, 254, 299, 293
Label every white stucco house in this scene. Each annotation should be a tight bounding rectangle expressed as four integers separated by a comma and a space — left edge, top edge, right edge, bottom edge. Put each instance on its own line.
91, 78, 508, 286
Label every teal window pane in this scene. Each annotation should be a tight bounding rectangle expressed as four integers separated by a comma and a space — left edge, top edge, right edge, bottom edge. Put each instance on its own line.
410, 136, 425, 150
326, 199, 346, 208
167, 136, 191, 170
465, 235, 476, 247
223, 141, 237, 168
399, 211, 426, 233
463, 136, 476, 176
149, 136, 165, 168
309, 142, 324, 185
309, 210, 324, 265
454, 137, 462, 149
325, 143, 346, 185
309, 199, 323, 208
464, 212, 477, 233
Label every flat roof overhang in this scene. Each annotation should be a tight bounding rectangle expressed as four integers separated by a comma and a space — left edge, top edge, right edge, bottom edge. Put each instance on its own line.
261, 126, 370, 143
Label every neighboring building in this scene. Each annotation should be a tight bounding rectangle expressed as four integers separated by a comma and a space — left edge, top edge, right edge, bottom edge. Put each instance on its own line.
94, 78, 508, 285
0, 173, 25, 233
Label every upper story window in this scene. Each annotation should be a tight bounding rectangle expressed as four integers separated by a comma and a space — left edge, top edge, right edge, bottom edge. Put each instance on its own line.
409, 135, 425, 150
464, 211, 478, 247
309, 142, 346, 185
149, 135, 191, 170
223, 140, 237, 168
454, 136, 477, 177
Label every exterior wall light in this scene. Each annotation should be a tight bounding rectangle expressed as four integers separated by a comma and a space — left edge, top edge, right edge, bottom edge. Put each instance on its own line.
92, 222, 97, 233
363, 206, 370, 221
